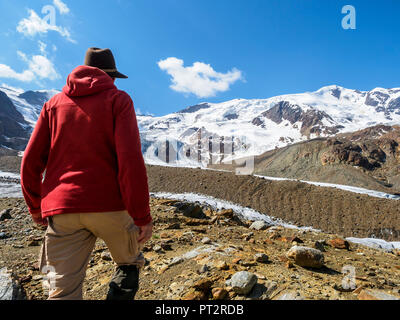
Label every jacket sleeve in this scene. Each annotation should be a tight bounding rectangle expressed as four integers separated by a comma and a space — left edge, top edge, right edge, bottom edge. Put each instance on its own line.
114, 92, 152, 226
20, 104, 51, 219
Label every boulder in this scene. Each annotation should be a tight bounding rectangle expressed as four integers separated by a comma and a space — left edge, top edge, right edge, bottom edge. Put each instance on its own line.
328, 238, 350, 250
286, 246, 324, 268
173, 202, 207, 219
249, 220, 270, 231
226, 271, 257, 295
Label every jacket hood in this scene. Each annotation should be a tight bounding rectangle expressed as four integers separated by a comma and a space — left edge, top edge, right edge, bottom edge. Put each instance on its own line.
62, 65, 116, 97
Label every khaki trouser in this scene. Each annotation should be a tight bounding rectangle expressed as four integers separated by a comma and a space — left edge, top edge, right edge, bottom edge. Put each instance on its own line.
39, 211, 144, 300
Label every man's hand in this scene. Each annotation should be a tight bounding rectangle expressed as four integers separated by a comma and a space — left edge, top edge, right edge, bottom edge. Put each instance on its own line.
137, 221, 153, 246
32, 215, 48, 227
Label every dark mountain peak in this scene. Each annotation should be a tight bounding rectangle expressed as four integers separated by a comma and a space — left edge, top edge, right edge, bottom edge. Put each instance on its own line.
177, 103, 210, 114
261, 101, 303, 124
331, 87, 341, 99
18, 90, 49, 106
0, 91, 26, 123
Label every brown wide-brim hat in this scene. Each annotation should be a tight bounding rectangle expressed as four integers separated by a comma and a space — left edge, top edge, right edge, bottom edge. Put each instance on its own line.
84, 47, 128, 79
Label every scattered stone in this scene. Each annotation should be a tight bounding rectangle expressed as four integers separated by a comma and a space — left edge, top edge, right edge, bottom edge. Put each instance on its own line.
160, 242, 172, 251
273, 290, 305, 300
314, 240, 327, 252
269, 232, 281, 240
0, 209, 12, 221
182, 289, 207, 300
158, 265, 169, 274
169, 257, 184, 267
168, 282, 186, 298
241, 232, 254, 241
153, 245, 162, 253
328, 238, 350, 250
0, 268, 25, 300
198, 264, 209, 274
212, 287, 228, 300
286, 246, 324, 268
173, 202, 207, 219
254, 253, 269, 263
279, 236, 303, 244
249, 221, 269, 231
226, 271, 257, 295
193, 279, 213, 292
264, 281, 278, 299
32, 275, 43, 281
241, 261, 256, 267
201, 237, 212, 244
357, 289, 400, 300
216, 261, 229, 270
101, 251, 112, 261
0, 232, 10, 240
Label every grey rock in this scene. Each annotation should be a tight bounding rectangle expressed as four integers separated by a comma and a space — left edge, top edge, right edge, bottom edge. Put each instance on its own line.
0, 209, 12, 221
273, 290, 305, 300
169, 257, 184, 267
254, 253, 269, 263
201, 237, 211, 244
226, 271, 257, 295
0, 232, 10, 240
0, 268, 25, 300
153, 245, 162, 252
249, 221, 270, 231
173, 202, 207, 219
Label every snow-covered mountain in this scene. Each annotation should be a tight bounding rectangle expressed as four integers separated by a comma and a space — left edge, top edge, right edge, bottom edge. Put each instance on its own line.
1, 84, 400, 165
138, 85, 400, 167
0, 85, 58, 150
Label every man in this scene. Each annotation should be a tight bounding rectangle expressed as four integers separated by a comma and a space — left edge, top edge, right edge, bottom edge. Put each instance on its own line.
20, 47, 153, 300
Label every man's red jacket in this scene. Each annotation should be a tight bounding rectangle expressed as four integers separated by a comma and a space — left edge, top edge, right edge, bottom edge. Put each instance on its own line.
20, 65, 152, 227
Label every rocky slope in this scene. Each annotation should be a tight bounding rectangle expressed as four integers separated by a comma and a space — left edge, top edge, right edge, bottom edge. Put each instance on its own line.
210, 125, 400, 194
0, 197, 399, 301
1, 161, 400, 241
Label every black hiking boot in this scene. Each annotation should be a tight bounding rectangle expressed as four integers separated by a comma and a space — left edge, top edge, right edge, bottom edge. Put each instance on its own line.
106, 265, 139, 300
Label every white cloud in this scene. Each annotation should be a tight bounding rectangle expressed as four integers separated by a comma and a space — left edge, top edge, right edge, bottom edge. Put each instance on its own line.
16, 9, 75, 43
53, 0, 70, 14
38, 40, 47, 55
158, 57, 242, 98
0, 51, 60, 82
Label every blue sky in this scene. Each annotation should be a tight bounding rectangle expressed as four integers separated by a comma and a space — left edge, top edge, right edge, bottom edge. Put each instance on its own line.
0, 0, 399, 116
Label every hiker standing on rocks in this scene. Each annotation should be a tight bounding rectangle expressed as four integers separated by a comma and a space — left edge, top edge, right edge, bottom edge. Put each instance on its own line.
20, 48, 153, 300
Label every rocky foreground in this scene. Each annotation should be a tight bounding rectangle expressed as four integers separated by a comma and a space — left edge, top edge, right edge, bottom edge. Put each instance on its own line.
0, 197, 400, 300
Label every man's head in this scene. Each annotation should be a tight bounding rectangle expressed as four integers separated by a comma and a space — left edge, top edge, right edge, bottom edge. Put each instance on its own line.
84, 47, 128, 79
